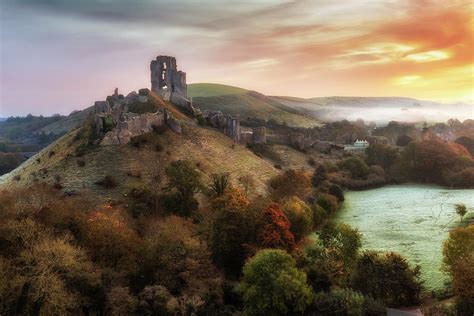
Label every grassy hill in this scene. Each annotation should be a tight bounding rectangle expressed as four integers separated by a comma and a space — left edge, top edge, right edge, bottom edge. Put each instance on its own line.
188, 83, 248, 97
0, 95, 280, 200
192, 91, 321, 128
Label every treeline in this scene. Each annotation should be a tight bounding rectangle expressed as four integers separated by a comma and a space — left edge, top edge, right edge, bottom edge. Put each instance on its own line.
1, 158, 442, 315
327, 136, 474, 189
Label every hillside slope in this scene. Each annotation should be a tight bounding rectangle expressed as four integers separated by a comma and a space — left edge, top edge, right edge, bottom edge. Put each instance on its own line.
192, 91, 321, 128
0, 108, 279, 200
188, 83, 248, 97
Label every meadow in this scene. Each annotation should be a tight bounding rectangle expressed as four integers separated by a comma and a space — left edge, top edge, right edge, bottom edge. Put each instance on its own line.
334, 184, 474, 290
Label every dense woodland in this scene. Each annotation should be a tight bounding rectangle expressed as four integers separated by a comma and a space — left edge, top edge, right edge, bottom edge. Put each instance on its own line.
0, 155, 472, 315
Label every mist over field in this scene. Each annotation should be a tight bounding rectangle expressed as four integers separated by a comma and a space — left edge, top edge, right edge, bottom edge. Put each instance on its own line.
311, 104, 474, 125
273, 96, 473, 125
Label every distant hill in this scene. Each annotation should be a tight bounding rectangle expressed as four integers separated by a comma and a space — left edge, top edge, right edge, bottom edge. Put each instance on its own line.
0, 118, 6, 122
188, 83, 248, 97
37, 106, 95, 135
191, 88, 321, 128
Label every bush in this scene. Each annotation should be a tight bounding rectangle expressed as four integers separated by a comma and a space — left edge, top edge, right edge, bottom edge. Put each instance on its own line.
95, 175, 118, 189
238, 249, 313, 315
351, 251, 423, 307
209, 173, 230, 196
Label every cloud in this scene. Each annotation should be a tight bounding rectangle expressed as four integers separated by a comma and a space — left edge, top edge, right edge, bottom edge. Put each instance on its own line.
0, 0, 472, 116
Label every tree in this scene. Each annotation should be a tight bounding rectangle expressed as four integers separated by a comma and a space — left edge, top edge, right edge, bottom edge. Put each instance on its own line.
316, 193, 340, 214
339, 157, 370, 179
238, 249, 313, 315
396, 135, 414, 147
329, 184, 344, 202
143, 216, 222, 301
366, 144, 399, 170
163, 160, 203, 216
282, 197, 313, 241
269, 169, 312, 201
257, 203, 296, 251
455, 203, 468, 222
208, 187, 254, 276
351, 251, 422, 307
443, 225, 474, 307
311, 165, 327, 188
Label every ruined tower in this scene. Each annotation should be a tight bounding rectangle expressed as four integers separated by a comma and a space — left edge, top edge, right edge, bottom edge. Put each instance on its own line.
150, 56, 187, 101
225, 115, 241, 142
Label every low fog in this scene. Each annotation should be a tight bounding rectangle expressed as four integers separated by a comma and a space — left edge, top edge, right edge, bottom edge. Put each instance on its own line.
310, 104, 474, 125
272, 96, 473, 125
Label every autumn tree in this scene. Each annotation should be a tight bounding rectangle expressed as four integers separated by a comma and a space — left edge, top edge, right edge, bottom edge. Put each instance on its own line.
282, 196, 313, 241
238, 249, 313, 315
143, 215, 223, 310
208, 187, 255, 276
443, 225, 474, 312
351, 251, 422, 307
269, 169, 312, 201
257, 203, 295, 251
82, 205, 140, 272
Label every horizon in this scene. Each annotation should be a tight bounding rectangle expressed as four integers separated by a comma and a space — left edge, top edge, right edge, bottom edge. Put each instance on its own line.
1, 0, 473, 116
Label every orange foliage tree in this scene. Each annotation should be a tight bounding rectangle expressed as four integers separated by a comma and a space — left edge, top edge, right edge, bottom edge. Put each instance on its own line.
257, 203, 295, 252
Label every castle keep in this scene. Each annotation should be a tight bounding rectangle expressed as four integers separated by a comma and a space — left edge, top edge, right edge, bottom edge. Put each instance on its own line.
150, 56, 187, 100
94, 55, 267, 146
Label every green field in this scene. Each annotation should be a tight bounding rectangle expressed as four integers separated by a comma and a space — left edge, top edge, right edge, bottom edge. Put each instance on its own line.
334, 184, 474, 290
187, 83, 248, 97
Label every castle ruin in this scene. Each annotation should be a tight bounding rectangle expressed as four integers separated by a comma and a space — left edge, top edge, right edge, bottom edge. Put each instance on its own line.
150, 56, 187, 100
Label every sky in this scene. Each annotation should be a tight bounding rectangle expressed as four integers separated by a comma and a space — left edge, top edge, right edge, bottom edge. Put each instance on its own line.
0, 0, 473, 116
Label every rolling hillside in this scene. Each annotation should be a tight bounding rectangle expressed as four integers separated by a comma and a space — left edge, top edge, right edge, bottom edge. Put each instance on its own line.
188, 83, 248, 97
0, 96, 280, 200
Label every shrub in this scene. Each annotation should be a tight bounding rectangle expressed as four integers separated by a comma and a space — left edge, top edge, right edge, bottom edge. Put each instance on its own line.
238, 249, 313, 315
95, 175, 118, 189
77, 159, 85, 167
351, 251, 422, 307
209, 173, 230, 196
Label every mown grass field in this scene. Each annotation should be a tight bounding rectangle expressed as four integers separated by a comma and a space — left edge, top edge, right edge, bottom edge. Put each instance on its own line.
334, 184, 474, 291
